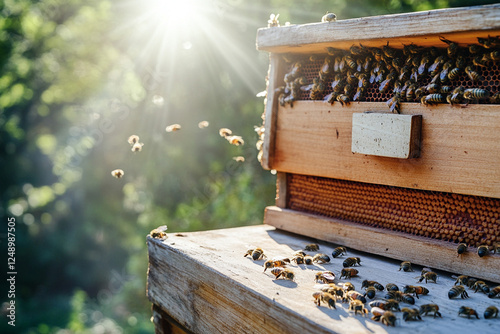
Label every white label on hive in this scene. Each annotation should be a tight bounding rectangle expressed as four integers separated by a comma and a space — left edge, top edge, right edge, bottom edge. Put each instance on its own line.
351, 112, 422, 159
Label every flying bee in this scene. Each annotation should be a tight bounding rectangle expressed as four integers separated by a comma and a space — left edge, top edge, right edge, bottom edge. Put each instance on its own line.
304, 255, 314, 265
399, 261, 413, 272
149, 225, 168, 239
232, 156, 245, 162
458, 306, 479, 319
402, 307, 422, 321
165, 124, 181, 132
386, 283, 399, 292
361, 280, 384, 291
484, 306, 499, 319
263, 258, 289, 272
364, 286, 377, 299
418, 271, 438, 283
419, 304, 442, 318
488, 286, 500, 298
226, 135, 244, 146
477, 244, 490, 257
385, 291, 415, 305
321, 11, 337, 23
312, 253, 331, 264
219, 128, 232, 137
349, 300, 368, 315
463, 88, 490, 102
127, 135, 140, 145
421, 93, 444, 106
304, 243, 319, 251
111, 169, 124, 179
454, 275, 469, 286
343, 257, 361, 268
267, 13, 280, 27
403, 285, 429, 299
439, 36, 459, 57
347, 290, 367, 303
336, 94, 350, 106
340, 268, 358, 279
448, 285, 469, 299
465, 66, 482, 82
131, 142, 144, 152
473, 281, 490, 294
198, 121, 209, 129
315, 271, 336, 284
313, 291, 336, 309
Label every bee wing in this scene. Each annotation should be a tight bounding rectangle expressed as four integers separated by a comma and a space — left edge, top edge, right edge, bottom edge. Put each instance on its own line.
300, 84, 314, 91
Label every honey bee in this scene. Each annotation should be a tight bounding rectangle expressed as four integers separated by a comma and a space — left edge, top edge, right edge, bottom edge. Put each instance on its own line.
219, 128, 232, 137
428, 55, 445, 76
473, 281, 490, 294
226, 135, 244, 146
487, 50, 500, 61
308, 78, 326, 100
304, 255, 314, 265
321, 12, 337, 23
439, 61, 453, 82
165, 124, 181, 132
263, 258, 289, 272
361, 280, 384, 291
466, 277, 478, 289
379, 74, 395, 93
403, 285, 429, 299
131, 142, 143, 152
111, 169, 124, 179
402, 307, 422, 321
418, 55, 430, 75
331, 246, 347, 258
484, 306, 499, 319
463, 88, 490, 102
448, 67, 461, 81
385, 291, 415, 305
291, 255, 304, 264
336, 94, 350, 106
386, 283, 399, 292
340, 268, 358, 279
491, 92, 500, 103
232, 156, 245, 162
465, 66, 482, 82
364, 286, 377, 299
347, 290, 367, 303
315, 271, 336, 284
312, 253, 331, 264
343, 257, 361, 268
271, 267, 294, 280
372, 309, 397, 327
304, 243, 319, 251
244, 247, 266, 261
418, 271, 438, 284
406, 83, 416, 101
478, 35, 500, 48
439, 36, 459, 57
267, 13, 280, 27
477, 244, 490, 257
128, 135, 140, 145
493, 243, 500, 253
369, 299, 400, 311
338, 282, 354, 293
487, 286, 500, 298
149, 225, 168, 239
349, 299, 368, 315
344, 56, 356, 69
292, 250, 306, 257
419, 304, 442, 318
458, 306, 479, 319
313, 291, 336, 309
421, 93, 444, 106
448, 285, 469, 299
352, 87, 365, 101
447, 86, 465, 105
198, 121, 209, 128
454, 275, 469, 286
457, 243, 467, 257
399, 261, 413, 272
473, 56, 488, 68
387, 93, 401, 113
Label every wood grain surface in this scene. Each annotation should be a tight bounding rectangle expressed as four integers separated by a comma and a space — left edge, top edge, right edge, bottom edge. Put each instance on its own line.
147, 225, 500, 334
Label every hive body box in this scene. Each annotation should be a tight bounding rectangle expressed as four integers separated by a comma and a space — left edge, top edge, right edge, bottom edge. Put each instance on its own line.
258, 4, 500, 282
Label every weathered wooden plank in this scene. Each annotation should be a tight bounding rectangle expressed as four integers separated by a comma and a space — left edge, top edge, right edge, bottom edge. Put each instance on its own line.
270, 101, 500, 199
148, 225, 500, 334
261, 54, 286, 170
275, 172, 287, 208
264, 206, 500, 283
257, 5, 500, 53
351, 113, 422, 159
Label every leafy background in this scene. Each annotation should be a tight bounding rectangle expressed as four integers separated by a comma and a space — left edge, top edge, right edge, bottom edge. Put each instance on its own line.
0, 0, 496, 332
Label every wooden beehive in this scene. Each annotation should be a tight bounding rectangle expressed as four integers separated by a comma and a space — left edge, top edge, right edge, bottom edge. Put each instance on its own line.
257, 4, 500, 283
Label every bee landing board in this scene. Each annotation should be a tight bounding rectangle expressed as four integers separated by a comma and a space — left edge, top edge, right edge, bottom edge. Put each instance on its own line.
256, 4, 500, 282
351, 113, 422, 159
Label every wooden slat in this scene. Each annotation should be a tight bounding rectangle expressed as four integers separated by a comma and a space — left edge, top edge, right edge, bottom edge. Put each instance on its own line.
261, 54, 286, 170
256, 4, 500, 53
270, 101, 500, 199
275, 172, 287, 208
264, 206, 500, 283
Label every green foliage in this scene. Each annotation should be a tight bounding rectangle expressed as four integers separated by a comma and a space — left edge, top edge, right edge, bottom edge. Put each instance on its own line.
1, 0, 495, 333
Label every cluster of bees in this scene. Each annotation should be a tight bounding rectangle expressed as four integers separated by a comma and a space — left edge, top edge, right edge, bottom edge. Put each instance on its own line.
111, 123, 246, 179
457, 242, 500, 258
244, 243, 500, 327
276, 35, 500, 113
